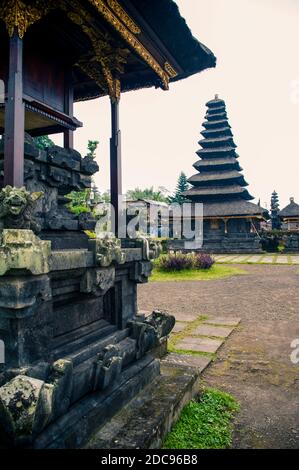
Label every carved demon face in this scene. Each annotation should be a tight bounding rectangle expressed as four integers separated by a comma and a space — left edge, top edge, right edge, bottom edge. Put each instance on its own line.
0, 186, 42, 218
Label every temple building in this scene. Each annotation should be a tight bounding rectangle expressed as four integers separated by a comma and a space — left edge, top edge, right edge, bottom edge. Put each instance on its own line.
279, 198, 299, 231
0, 0, 216, 448
181, 95, 268, 253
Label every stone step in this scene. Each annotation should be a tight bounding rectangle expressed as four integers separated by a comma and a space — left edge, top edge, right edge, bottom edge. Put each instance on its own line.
85, 362, 203, 449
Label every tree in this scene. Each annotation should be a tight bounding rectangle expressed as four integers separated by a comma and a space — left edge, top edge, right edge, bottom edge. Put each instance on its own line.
169, 172, 190, 204
87, 140, 99, 159
34, 135, 55, 150
126, 186, 169, 203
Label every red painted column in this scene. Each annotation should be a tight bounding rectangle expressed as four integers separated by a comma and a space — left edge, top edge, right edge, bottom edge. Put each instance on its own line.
4, 28, 25, 187
110, 97, 122, 237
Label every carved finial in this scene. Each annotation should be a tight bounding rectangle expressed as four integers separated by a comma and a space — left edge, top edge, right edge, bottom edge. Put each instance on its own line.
215, 94, 219, 100
290, 197, 295, 203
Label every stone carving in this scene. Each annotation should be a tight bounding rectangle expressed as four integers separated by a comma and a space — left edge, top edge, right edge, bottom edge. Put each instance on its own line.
0, 186, 43, 233
93, 345, 122, 391
130, 260, 153, 284
0, 139, 99, 235
80, 267, 115, 296
145, 310, 176, 339
128, 310, 175, 360
91, 233, 126, 267
0, 229, 51, 277
0, 375, 51, 446
136, 233, 162, 261
43, 359, 73, 422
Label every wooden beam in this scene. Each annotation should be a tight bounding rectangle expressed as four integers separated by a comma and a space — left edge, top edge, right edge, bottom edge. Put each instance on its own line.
64, 71, 74, 149
4, 29, 24, 187
110, 97, 122, 237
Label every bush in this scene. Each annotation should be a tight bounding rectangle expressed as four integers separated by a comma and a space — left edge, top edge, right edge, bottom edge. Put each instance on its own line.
194, 253, 215, 270
157, 252, 194, 271
68, 205, 91, 216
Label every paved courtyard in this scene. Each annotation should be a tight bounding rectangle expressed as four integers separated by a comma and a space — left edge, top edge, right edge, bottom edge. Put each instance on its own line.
214, 253, 299, 264
138, 264, 299, 448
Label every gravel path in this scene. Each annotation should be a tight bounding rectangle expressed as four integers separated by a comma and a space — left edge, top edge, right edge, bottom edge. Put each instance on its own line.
138, 264, 299, 449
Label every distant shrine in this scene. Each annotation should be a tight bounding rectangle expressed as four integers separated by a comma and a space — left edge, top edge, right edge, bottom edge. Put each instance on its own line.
279, 198, 299, 231
181, 95, 268, 253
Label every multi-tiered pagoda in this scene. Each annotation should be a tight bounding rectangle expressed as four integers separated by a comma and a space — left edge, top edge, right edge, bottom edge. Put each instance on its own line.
182, 95, 268, 253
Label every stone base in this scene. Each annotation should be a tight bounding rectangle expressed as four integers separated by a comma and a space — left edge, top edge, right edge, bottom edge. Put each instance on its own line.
85, 361, 202, 449
169, 237, 263, 254
34, 356, 160, 449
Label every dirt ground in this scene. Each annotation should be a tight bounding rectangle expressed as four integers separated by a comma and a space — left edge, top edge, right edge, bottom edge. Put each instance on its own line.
138, 264, 299, 449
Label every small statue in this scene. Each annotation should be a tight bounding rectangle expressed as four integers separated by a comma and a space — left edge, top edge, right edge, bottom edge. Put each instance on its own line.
0, 186, 43, 233
95, 232, 126, 267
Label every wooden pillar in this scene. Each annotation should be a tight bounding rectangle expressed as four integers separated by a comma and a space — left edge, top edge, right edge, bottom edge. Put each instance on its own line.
110, 97, 122, 237
4, 29, 24, 187
64, 72, 74, 149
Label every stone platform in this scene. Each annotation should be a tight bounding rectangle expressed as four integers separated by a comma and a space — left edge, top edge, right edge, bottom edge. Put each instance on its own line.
85, 362, 203, 449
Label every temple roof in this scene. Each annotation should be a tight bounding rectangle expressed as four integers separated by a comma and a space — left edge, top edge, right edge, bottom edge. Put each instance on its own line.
202, 119, 231, 129
201, 200, 267, 218
188, 170, 248, 186
279, 199, 299, 218
183, 95, 257, 208
198, 136, 236, 148
196, 146, 237, 157
73, 0, 217, 100
193, 158, 242, 171
182, 185, 253, 200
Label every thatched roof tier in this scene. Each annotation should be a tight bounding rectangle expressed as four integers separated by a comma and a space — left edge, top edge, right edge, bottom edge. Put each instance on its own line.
199, 136, 236, 148
279, 199, 299, 218
193, 158, 242, 172
188, 171, 248, 186
182, 185, 253, 201
206, 105, 226, 115
202, 119, 231, 130
201, 127, 233, 138
199, 201, 267, 218
196, 146, 238, 158
205, 112, 227, 121
206, 97, 225, 108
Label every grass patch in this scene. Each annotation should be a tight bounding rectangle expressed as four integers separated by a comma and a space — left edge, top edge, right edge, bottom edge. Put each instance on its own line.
150, 264, 246, 282
163, 388, 240, 449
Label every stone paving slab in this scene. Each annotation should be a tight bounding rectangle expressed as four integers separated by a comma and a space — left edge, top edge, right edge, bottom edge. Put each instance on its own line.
173, 312, 200, 322
260, 257, 275, 264
176, 336, 223, 354
193, 324, 234, 338
161, 353, 212, 372
215, 253, 299, 264
204, 316, 241, 327
172, 322, 188, 333
276, 257, 290, 264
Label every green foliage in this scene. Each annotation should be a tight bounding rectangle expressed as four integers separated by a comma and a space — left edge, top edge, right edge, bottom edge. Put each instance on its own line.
151, 264, 246, 282
69, 204, 91, 216
163, 388, 239, 449
84, 230, 96, 239
169, 172, 190, 204
87, 140, 99, 159
34, 135, 55, 150
126, 186, 169, 203
67, 189, 91, 209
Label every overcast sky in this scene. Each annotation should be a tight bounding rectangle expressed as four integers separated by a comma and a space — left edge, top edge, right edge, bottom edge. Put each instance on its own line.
64, 0, 299, 209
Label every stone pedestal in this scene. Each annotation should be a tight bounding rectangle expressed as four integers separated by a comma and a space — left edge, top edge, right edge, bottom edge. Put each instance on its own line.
0, 229, 174, 448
